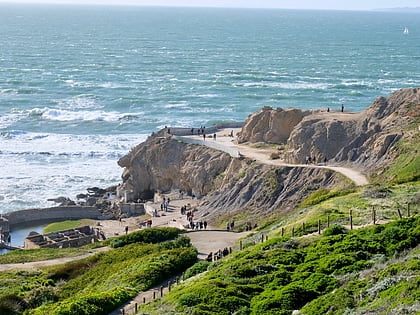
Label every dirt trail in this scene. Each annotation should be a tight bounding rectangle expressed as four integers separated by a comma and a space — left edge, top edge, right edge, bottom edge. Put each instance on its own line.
181, 129, 369, 186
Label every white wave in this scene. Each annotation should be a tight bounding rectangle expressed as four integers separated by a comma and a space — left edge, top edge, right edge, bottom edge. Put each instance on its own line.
25, 107, 138, 122
0, 132, 147, 214
56, 95, 101, 110
238, 81, 332, 90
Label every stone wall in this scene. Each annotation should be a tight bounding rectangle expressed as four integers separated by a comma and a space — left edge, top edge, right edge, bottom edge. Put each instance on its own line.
5, 206, 102, 228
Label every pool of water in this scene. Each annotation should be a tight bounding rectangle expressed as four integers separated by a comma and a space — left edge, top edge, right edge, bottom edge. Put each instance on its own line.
0, 224, 46, 255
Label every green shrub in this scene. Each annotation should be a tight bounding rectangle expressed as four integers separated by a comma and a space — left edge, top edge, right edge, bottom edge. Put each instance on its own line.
323, 224, 347, 236
178, 293, 202, 307
110, 227, 181, 248
183, 261, 210, 280
251, 283, 318, 314
33, 287, 133, 315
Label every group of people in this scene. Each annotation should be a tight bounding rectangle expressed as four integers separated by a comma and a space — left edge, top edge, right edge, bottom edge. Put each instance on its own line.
226, 220, 235, 231
305, 155, 328, 165
181, 206, 208, 230
206, 247, 232, 262
160, 197, 171, 212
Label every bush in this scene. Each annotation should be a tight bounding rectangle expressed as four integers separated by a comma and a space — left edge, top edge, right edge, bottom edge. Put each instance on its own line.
251, 283, 318, 314
323, 224, 347, 236
183, 261, 210, 280
110, 227, 181, 248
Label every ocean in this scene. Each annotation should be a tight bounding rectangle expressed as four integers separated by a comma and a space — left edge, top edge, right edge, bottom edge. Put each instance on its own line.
1, 4, 419, 214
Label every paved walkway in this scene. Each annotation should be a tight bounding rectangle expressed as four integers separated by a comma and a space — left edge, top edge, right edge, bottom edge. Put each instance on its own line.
178, 129, 369, 186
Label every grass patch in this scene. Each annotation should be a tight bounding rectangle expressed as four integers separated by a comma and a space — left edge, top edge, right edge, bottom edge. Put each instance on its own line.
0, 247, 94, 264
43, 219, 95, 234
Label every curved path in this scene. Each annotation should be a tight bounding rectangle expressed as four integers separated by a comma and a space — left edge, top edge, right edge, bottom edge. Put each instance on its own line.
176, 130, 368, 186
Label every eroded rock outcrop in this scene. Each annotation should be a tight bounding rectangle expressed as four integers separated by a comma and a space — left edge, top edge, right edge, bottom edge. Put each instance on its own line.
237, 106, 309, 144
117, 135, 232, 201
286, 88, 419, 172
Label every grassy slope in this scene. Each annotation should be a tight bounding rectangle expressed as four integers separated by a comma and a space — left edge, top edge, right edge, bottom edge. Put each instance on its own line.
139, 218, 419, 315
0, 228, 197, 315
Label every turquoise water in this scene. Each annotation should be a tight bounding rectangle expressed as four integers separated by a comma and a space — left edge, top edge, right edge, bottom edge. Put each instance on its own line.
1, 4, 419, 213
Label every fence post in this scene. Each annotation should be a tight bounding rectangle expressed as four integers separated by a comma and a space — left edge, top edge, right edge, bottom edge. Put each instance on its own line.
261, 234, 264, 243
135, 303, 138, 313
372, 206, 376, 225
302, 222, 305, 235
318, 219, 321, 234
240, 240, 242, 250
292, 227, 295, 237
121, 309, 125, 315
407, 203, 411, 217
160, 286, 164, 297
153, 291, 156, 299
397, 208, 402, 219
349, 209, 353, 230
168, 281, 171, 292
143, 297, 146, 304
281, 227, 284, 237
327, 216, 330, 228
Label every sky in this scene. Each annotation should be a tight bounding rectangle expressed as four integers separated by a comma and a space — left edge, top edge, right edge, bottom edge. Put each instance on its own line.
0, 0, 419, 11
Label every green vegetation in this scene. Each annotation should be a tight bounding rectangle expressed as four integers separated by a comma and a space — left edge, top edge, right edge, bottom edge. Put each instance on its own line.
43, 219, 95, 234
375, 133, 420, 184
0, 228, 197, 315
139, 217, 419, 315
0, 247, 93, 264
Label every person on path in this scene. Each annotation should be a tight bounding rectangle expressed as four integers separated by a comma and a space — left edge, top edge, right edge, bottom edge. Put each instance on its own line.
341, 104, 344, 112
213, 133, 216, 140
125, 226, 128, 234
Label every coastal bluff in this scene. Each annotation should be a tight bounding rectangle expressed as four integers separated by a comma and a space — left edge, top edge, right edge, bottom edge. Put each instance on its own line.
117, 88, 419, 225
238, 88, 420, 174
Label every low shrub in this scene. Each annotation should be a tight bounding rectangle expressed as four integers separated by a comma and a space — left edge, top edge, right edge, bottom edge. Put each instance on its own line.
323, 224, 347, 236
183, 261, 210, 280
110, 227, 181, 248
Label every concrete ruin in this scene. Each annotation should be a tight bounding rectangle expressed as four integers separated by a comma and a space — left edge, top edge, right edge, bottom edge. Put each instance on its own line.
24, 225, 103, 249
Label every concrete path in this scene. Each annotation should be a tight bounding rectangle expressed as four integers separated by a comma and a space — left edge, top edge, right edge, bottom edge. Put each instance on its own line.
178, 129, 369, 186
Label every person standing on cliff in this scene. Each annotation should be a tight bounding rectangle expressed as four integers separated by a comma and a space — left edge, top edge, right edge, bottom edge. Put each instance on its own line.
213, 133, 216, 140
341, 104, 344, 112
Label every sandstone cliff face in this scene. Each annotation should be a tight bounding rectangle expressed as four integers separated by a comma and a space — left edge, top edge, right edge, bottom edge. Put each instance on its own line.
118, 135, 232, 200
237, 106, 309, 144
239, 88, 419, 173
289, 88, 419, 171
117, 133, 346, 226
196, 163, 344, 224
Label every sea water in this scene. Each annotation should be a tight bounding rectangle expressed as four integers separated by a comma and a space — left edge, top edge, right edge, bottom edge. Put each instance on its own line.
1, 4, 419, 214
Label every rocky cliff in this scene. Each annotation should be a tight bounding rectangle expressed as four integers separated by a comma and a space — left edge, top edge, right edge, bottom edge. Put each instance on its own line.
239, 88, 420, 174
237, 106, 310, 144
117, 134, 232, 200
117, 88, 419, 226
117, 132, 346, 225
